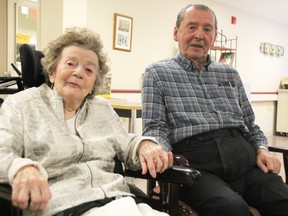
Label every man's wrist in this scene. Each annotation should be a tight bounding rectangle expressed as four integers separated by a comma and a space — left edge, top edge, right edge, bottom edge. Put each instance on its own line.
257, 146, 269, 153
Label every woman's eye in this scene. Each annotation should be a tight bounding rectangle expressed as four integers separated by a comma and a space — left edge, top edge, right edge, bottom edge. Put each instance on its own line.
85, 65, 96, 74
66, 60, 77, 68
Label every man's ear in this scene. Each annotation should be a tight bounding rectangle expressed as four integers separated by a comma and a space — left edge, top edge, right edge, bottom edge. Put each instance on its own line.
211, 32, 218, 47
173, 27, 179, 42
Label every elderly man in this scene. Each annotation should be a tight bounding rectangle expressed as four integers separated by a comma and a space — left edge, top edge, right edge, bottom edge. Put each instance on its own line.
142, 4, 288, 216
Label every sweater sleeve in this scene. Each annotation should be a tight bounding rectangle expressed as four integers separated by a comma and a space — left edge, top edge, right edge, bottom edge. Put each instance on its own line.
8, 158, 48, 184
0, 95, 48, 184
103, 100, 160, 170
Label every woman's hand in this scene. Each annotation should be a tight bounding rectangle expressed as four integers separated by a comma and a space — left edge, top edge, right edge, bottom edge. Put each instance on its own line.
12, 165, 52, 211
138, 140, 173, 178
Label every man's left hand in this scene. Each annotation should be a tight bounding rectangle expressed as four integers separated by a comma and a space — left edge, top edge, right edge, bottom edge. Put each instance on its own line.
257, 148, 281, 174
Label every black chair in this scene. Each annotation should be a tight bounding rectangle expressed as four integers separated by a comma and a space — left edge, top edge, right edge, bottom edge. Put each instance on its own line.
0, 155, 201, 216
7, 44, 45, 93
18, 44, 45, 88
1, 44, 44, 95
0, 76, 23, 95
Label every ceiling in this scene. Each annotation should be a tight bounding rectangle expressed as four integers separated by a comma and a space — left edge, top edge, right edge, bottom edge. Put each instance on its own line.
212, 0, 288, 27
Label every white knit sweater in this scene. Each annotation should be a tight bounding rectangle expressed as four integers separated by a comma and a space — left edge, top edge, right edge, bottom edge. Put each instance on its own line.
0, 84, 156, 216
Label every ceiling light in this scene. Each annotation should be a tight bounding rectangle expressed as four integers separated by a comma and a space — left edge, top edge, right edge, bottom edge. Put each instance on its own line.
21, 6, 29, 15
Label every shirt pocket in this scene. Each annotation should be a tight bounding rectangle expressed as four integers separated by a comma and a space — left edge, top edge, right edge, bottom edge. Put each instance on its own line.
210, 85, 242, 115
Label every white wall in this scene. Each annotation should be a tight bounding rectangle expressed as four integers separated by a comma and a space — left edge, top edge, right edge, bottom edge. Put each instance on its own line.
86, 0, 178, 91
39, 0, 63, 49
85, 0, 288, 136
7, 0, 287, 93
251, 101, 277, 136
30, 0, 288, 136
0, 0, 7, 73
17, 0, 281, 94
84, 0, 288, 93
63, 0, 87, 28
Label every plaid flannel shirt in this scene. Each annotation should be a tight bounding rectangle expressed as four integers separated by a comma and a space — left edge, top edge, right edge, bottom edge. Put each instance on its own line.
142, 54, 268, 151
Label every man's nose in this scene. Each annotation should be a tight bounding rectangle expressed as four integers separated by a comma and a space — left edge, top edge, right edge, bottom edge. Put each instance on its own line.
194, 28, 205, 39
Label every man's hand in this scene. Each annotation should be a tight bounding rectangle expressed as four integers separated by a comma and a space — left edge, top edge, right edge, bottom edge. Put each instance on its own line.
12, 165, 51, 211
138, 140, 173, 178
257, 148, 281, 174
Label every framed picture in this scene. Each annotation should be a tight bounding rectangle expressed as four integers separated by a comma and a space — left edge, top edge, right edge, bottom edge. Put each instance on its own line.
263, 43, 271, 55
276, 45, 284, 56
219, 52, 235, 65
98, 72, 112, 98
113, 13, 133, 52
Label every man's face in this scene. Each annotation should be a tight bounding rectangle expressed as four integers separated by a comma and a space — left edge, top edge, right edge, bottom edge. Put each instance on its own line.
174, 7, 217, 63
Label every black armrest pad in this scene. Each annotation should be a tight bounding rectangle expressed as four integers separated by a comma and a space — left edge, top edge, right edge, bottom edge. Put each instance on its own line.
125, 165, 201, 187
269, 146, 288, 154
0, 183, 12, 201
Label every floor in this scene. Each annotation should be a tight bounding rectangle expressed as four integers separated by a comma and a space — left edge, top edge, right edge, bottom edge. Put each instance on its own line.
128, 134, 288, 194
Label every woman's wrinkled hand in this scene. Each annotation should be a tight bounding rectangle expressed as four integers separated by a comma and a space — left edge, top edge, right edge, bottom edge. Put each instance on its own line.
138, 140, 173, 178
12, 165, 52, 212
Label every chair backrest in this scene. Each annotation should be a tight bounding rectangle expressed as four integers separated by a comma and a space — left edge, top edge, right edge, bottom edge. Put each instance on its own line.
19, 44, 45, 88
0, 98, 3, 107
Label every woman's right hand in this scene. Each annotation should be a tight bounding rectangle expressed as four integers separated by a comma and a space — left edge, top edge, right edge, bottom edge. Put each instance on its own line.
12, 165, 52, 211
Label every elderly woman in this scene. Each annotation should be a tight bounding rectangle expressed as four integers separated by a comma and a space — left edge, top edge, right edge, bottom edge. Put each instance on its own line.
0, 27, 173, 216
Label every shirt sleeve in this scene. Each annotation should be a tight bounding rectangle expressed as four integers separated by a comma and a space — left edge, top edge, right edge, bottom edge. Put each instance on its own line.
141, 65, 172, 151
237, 76, 269, 150
103, 100, 160, 171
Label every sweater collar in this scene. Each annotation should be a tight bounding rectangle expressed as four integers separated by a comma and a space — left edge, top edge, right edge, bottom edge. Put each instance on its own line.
39, 83, 87, 114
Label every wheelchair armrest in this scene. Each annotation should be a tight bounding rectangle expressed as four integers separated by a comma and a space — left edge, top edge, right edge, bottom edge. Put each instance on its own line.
124, 165, 200, 187
125, 154, 200, 186
0, 183, 12, 201
268, 145, 288, 154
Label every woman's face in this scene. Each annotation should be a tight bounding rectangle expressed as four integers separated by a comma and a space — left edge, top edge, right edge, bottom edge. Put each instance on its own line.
49, 45, 98, 103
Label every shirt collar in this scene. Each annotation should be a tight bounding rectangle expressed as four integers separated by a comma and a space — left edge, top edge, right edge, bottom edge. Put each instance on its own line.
176, 54, 212, 71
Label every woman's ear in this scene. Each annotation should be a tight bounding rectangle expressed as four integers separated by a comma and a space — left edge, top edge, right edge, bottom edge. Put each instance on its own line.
49, 73, 55, 83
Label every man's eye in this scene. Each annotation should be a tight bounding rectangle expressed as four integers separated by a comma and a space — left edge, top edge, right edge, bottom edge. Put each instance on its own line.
204, 28, 212, 32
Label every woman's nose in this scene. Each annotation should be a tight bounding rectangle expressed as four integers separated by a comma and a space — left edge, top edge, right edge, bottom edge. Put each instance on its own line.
72, 66, 84, 77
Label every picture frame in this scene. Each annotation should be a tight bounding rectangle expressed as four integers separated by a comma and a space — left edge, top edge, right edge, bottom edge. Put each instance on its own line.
276, 45, 284, 56
113, 13, 133, 52
263, 43, 271, 55
98, 72, 112, 98
219, 52, 235, 65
